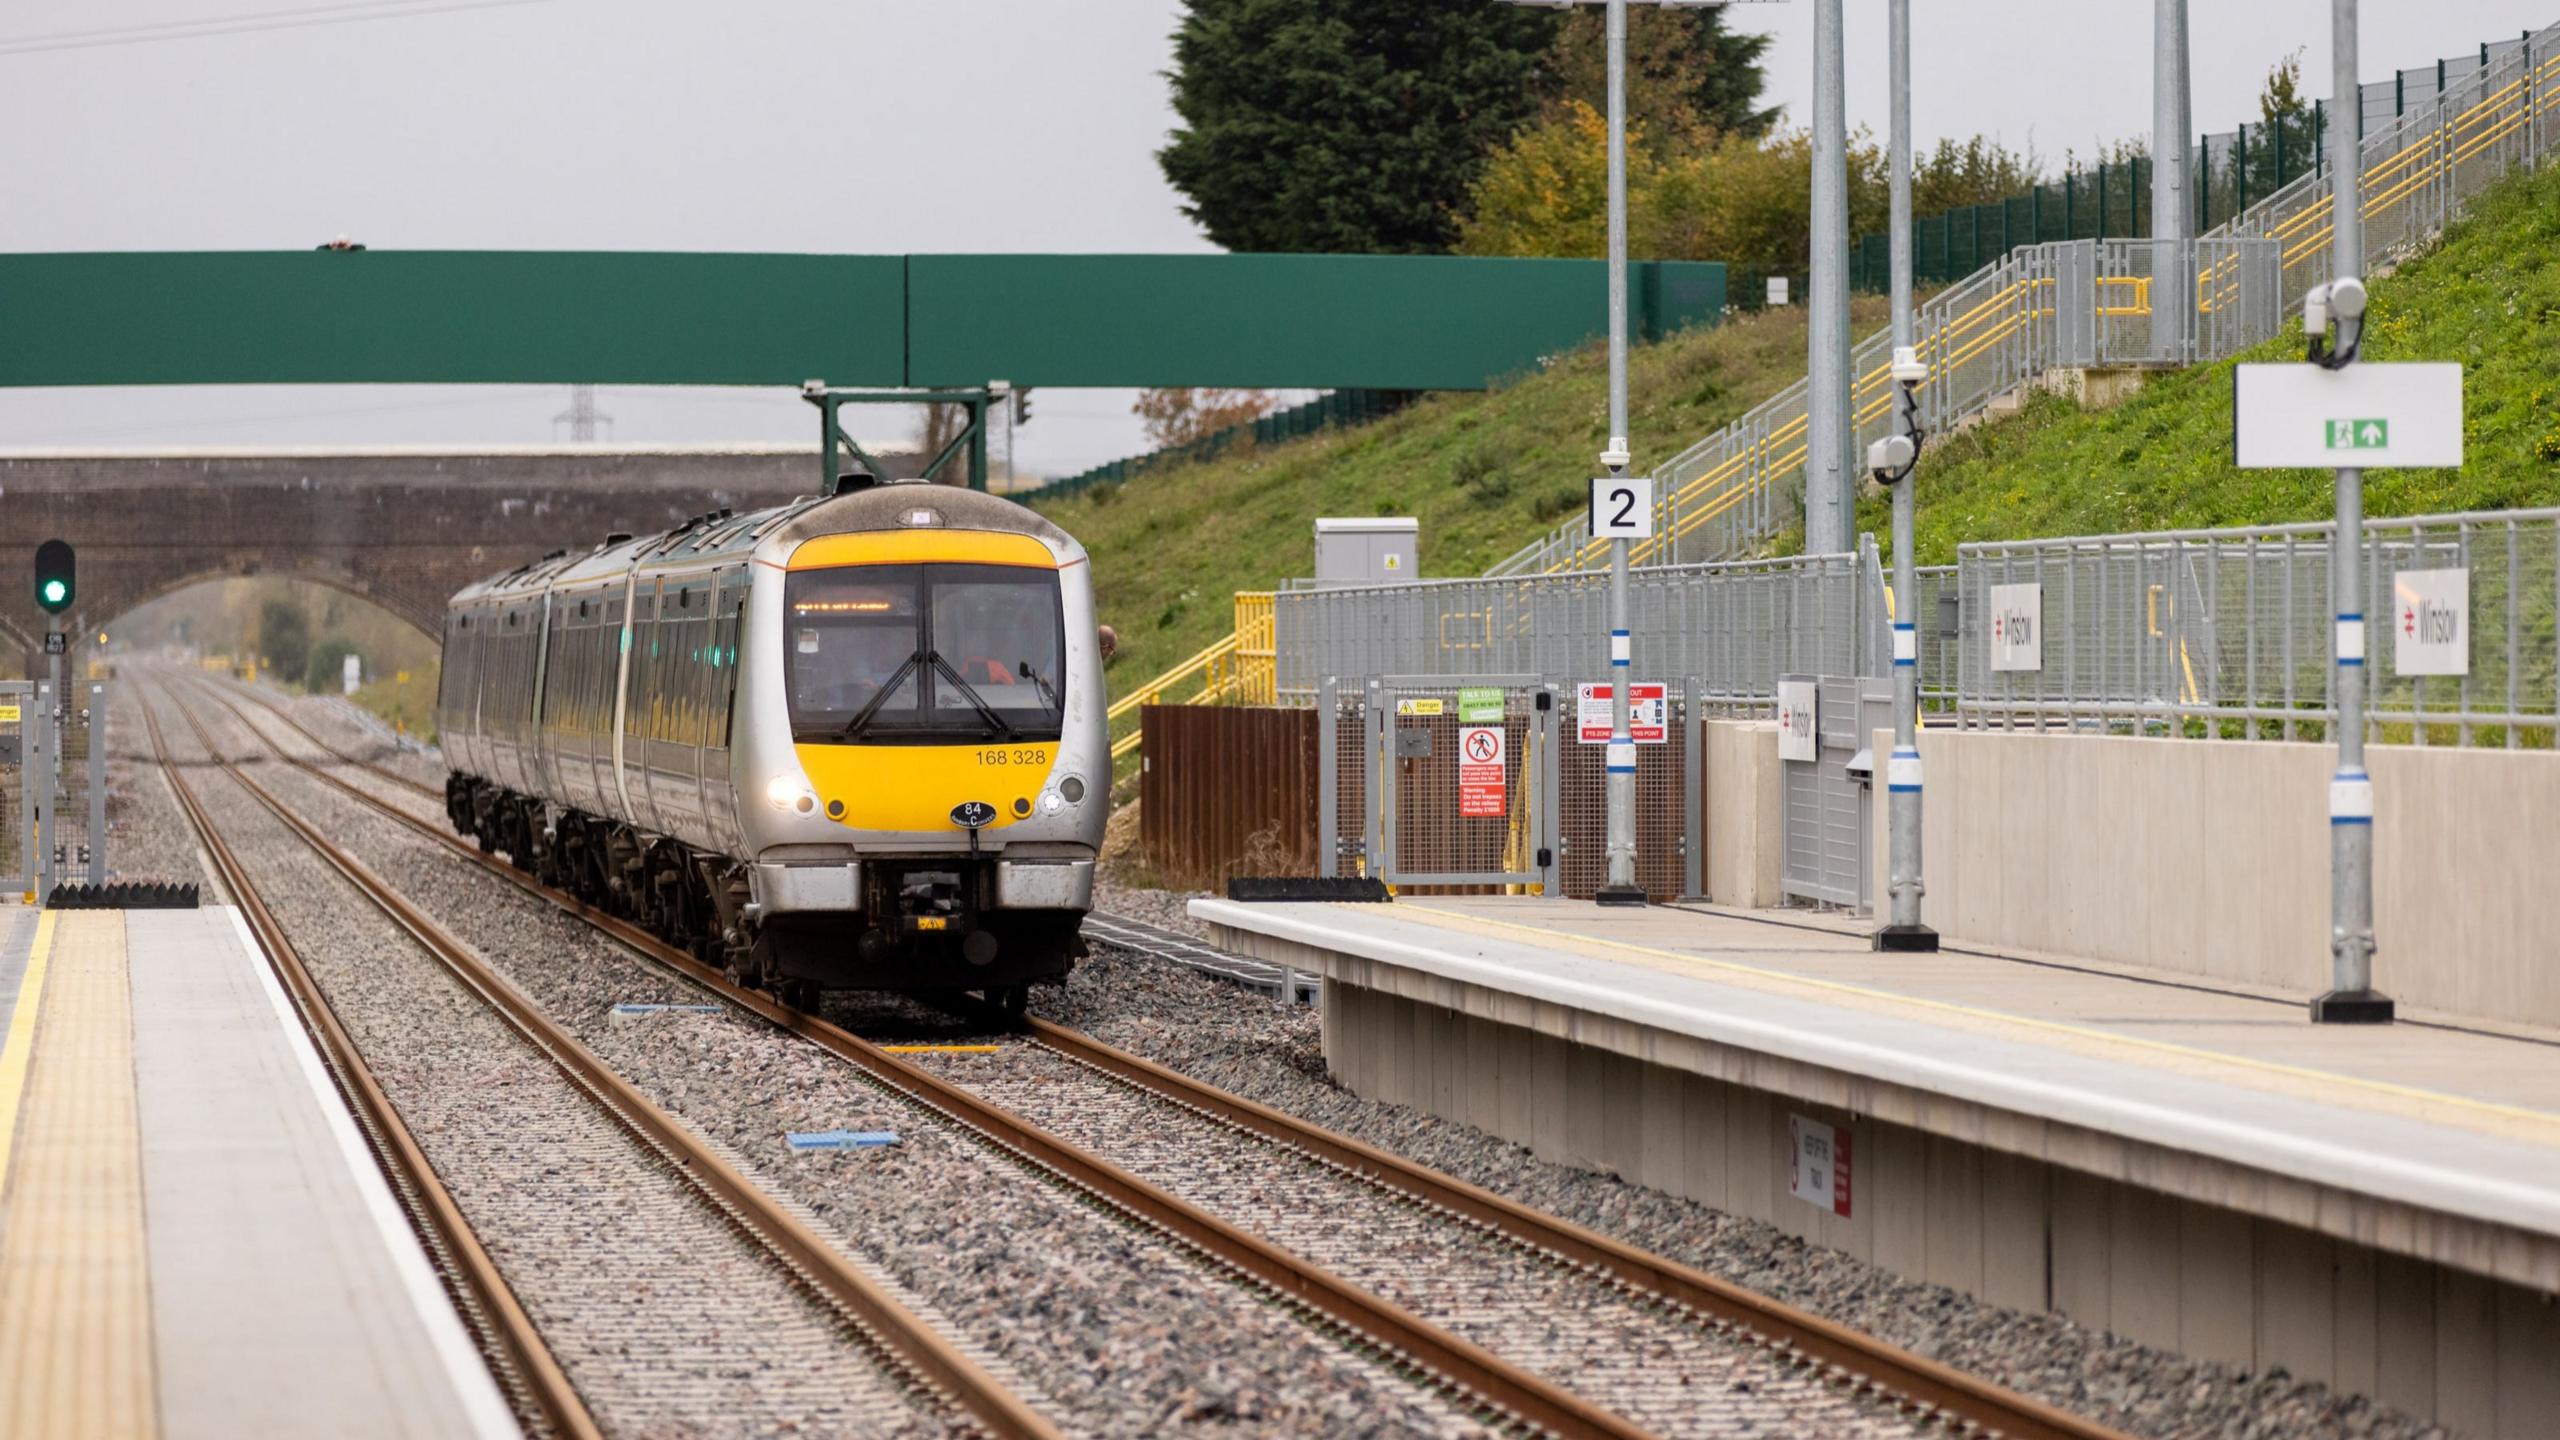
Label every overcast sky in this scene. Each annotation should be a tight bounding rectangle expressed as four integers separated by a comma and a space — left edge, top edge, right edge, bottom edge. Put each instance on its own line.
1, 0, 2548, 474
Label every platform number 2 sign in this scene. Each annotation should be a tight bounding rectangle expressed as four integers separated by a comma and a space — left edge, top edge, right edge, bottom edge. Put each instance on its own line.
1587, 476, 1655, 540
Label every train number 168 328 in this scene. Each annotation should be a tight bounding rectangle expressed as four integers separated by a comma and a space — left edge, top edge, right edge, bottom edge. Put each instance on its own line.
977, 747, 1050, 767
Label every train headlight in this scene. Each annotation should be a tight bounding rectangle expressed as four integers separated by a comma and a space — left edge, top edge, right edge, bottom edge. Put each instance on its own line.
765, 774, 819, 815
1057, 775, 1086, 805
1040, 790, 1066, 816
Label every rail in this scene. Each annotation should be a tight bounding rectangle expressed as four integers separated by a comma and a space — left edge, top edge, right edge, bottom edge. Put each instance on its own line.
202, 681, 1672, 1440
200, 672, 2128, 1440
136, 697, 602, 1440
152, 681, 1063, 1440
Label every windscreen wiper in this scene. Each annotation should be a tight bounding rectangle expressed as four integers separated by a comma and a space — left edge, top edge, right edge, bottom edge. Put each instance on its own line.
837, 651, 924, 740
928, 650, 1021, 740
1016, 661, 1061, 709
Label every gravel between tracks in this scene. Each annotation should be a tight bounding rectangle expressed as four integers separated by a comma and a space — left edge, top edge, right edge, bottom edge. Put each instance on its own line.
922, 1043, 1925, 1439
166, 679, 2442, 1439
145, 688, 956, 1440
174, 683, 1495, 1439
1039, 941, 2446, 1440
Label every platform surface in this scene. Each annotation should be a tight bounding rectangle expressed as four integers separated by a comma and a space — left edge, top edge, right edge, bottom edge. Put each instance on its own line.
0, 905, 517, 1440
1194, 895, 2560, 1260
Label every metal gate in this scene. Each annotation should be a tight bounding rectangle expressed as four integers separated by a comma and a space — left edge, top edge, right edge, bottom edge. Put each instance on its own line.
1780, 674, 1889, 909
1320, 675, 1560, 893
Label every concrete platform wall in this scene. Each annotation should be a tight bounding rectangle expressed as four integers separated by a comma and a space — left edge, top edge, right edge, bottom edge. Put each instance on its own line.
1327, 978, 2560, 1438
1871, 730, 2560, 1027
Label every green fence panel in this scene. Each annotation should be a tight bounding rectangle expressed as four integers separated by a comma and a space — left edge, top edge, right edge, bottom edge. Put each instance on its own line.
0, 251, 908, 387
906, 253, 1724, 391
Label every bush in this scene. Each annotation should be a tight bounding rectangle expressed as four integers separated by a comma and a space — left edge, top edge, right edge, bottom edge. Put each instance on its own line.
305, 635, 361, 694
259, 599, 310, 682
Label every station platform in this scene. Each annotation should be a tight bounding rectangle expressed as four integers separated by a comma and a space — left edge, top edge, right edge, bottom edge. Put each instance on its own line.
0, 905, 517, 1440
1195, 894, 2560, 1439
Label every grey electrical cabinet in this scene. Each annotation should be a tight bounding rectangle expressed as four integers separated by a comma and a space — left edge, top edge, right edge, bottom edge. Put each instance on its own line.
1313, 517, 1418, 587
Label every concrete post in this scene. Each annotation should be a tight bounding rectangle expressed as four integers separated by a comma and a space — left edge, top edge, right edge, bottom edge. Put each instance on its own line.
1806, 0, 1851, 555
2151, 0, 2191, 361
2313, 0, 2391, 1024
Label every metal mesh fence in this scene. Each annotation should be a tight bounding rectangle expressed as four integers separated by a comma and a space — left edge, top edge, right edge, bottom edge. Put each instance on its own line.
1277, 547, 1886, 706
1556, 687, 1687, 902
1954, 510, 2560, 746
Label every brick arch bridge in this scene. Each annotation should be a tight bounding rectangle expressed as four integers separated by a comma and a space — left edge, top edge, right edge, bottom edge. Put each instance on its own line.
0, 446, 925, 679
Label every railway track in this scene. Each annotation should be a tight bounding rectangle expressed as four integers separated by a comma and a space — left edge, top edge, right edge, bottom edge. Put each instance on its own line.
186, 673, 2132, 1440
142, 684, 1051, 1440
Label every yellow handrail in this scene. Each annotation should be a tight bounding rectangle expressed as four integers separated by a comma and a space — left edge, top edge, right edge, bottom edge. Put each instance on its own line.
1107, 591, 1278, 767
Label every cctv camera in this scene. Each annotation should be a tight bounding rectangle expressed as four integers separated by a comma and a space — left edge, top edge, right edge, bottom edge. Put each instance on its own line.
2329, 277, 2367, 321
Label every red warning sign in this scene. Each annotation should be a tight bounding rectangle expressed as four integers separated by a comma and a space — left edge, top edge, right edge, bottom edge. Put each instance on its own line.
1458, 724, 1507, 818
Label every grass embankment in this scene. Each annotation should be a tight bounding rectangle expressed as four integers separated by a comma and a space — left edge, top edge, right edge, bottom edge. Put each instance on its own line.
1859, 157, 2560, 562
350, 667, 438, 744
1033, 296, 1887, 692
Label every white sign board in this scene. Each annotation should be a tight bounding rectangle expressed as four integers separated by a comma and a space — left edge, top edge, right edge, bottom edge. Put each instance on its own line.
1787, 1113, 1852, 1218
1574, 682, 1667, 743
1587, 476, 1655, 540
1458, 725, 1507, 818
1987, 583, 2044, 673
341, 652, 363, 695
1766, 275, 1790, 307
1775, 678, 1817, 762
2391, 567, 2470, 676
2233, 362, 2464, 469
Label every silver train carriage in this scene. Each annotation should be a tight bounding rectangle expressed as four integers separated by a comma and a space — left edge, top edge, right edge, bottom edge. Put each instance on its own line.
435, 478, 1109, 1007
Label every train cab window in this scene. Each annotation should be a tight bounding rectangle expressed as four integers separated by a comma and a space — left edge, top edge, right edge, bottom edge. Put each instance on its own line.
785, 562, 1063, 743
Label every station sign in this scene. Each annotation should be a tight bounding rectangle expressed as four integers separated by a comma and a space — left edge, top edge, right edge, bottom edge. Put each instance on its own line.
2232, 362, 2464, 469
1575, 681, 1665, 743
1776, 678, 1817, 762
1987, 583, 2043, 673
1458, 724, 1507, 818
1587, 475, 1655, 540
2392, 567, 2470, 676
1788, 1113, 1852, 1218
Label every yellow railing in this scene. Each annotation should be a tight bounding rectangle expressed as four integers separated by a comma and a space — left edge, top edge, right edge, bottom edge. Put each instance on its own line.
1107, 591, 1276, 766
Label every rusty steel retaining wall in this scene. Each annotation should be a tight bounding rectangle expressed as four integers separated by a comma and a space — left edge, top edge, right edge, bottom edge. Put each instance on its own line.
1138, 705, 1320, 892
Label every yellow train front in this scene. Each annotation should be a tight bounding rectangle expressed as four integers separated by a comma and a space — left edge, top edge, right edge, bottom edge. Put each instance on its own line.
436, 478, 1108, 1009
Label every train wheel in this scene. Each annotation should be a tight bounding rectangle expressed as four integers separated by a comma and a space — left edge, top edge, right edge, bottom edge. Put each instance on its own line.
992, 985, 1029, 1020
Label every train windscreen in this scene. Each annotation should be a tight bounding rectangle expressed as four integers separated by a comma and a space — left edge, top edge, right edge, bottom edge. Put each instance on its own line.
785, 563, 1065, 743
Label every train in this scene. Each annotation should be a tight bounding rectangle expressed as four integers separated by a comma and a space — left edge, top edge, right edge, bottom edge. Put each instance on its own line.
433, 474, 1108, 1010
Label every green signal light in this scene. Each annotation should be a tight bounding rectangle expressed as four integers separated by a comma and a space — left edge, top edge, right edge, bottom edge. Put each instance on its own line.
40, 579, 66, 605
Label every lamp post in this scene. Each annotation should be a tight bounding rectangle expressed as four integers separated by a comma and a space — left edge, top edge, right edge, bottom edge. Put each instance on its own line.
1501, 0, 1781, 906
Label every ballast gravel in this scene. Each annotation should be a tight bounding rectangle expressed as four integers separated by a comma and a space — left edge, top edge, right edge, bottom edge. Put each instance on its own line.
144, 690, 955, 1440
139, 678, 2440, 1439
1043, 922, 2451, 1440
168, 688, 1494, 1439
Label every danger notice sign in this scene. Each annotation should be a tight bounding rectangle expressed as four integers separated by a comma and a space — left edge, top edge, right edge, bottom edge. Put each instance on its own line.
1458, 724, 1507, 817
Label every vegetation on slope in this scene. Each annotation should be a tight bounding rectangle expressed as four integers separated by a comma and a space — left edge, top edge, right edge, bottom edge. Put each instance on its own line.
1035, 296, 1886, 691
1859, 156, 2560, 564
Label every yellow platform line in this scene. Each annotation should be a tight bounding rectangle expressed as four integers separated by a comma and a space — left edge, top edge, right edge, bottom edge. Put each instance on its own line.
1394, 901, 2560, 1145
0, 911, 158, 1440
0, 910, 59, 1202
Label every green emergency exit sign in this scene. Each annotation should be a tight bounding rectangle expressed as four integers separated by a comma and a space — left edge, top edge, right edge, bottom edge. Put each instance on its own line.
2327, 418, 2389, 449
